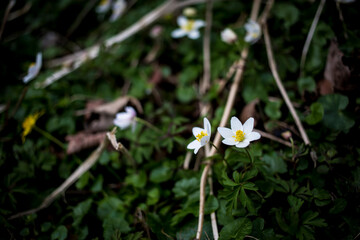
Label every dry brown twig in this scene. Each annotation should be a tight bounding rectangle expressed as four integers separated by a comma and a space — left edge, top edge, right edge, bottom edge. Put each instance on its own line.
0, 0, 16, 40
195, 0, 262, 238
39, 0, 213, 88
9, 137, 108, 220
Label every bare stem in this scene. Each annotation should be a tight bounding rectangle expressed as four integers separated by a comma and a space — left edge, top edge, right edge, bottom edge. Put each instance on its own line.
195, 1, 262, 238
263, 23, 311, 147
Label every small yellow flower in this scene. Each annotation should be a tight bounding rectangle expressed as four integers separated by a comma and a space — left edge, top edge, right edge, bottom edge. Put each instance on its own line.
22, 111, 44, 142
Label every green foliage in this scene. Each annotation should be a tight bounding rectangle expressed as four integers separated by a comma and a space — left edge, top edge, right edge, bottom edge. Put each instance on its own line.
1, 0, 359, 239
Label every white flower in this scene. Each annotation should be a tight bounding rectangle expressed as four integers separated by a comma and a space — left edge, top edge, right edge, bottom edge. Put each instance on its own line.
23, 52, 42, 83
218, 117, 261, 148
244, 20, 261, 44
96, 0, 112, 13
110, 0, 126, 22
187, 117, 211, 154
113, 106, 136, 131
221, 28, 238, 44
183, 7, 197, 17
171, 16, 205, 39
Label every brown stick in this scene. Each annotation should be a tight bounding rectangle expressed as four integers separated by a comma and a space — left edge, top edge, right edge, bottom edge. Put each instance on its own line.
195, 1, 262, 238
0, 0, 16, 40
263, 23, 311, 146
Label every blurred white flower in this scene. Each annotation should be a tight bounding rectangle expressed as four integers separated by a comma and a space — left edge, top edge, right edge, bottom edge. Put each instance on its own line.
96, 0, 112, 13
244, 20, 261, 44
221, 28, 238, 44
218, 117, 261, 148
114, 106, 137, 131
110, 0, 126, 22
171, 16, 205, 39
183, 7, 197, 17
23, 52, 42, 84
187, 117, 211, 154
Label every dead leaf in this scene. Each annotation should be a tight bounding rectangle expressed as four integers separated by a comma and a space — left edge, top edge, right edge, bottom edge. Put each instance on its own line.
66, 131, 106, 154
93, 96, 143, 115
240, 98, 260, 125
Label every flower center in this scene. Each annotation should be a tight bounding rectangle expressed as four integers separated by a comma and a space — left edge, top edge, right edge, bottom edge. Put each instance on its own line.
196, 131, 208, 142
181, 20, 195, 32
29, 62, 36, 68
233, 130, 245, 142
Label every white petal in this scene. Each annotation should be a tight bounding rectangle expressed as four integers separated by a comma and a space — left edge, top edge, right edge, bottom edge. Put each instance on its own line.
177, 16, 187, 27
231, 116, 243, 132
244, 34, 253, 43
246, 131, 261, 142
194, 145, 201, 154
114, 118, 131, 129
222, 138, 237, 146
23, 74, 34, 83
194, 20, 205, 29
115, 112, 131, 120
236, 141, 250, 148
36, 52, 42, 70
187, 139, 200, 150
125, 106, 136, 117
243, 117, 254, 134
192, 127, 203, 137
188, 30, 200, 39
217, 127, 234, 139
200, 135, 210, 146
171, 29, 187, 38
203, 117, 211, 136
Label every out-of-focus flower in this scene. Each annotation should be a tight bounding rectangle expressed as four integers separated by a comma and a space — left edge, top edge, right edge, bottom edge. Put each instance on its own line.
23, 52, 42, 83
187, 117, 211, 154
113, 106, 137, 131
221, 28, 238, 44
244, 20, 261, 44
96, 0, 112, 13
171, 16, 205, 39
281, 130, 292, 140
218, 117, 261, 148
22, 111, 44, 142
110, 0, 126, 22
183, 7, 197, 17
150, 25, 163, 38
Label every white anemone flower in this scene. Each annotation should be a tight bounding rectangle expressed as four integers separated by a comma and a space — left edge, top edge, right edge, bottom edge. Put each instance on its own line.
23, 52, 42, 84
221, 28, 238, 44
244, 20, 261, 44
110, 0, 126, 22
218, 117, 261, 148
187, 117, 211, 154
171, 16, 205, 39
113, 106, 137, 131
96, 0, 112, 13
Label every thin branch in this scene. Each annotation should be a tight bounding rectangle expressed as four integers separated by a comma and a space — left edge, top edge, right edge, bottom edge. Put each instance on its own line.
41, 0, 211, 88
0, 0, 16, 40
200, 0, 213, 95
254, 128, 293, 148
263, 23, 311, 147
299, 0, 326, 77
196, 1, 262, 238
9, 138, 108, 219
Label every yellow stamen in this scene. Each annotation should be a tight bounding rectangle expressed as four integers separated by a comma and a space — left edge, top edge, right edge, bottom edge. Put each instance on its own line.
196, 131, 208, 142
29, 62, 36, 68
233, 130, 245, 142
181, 20, 195, 32
99, 0, 109, 6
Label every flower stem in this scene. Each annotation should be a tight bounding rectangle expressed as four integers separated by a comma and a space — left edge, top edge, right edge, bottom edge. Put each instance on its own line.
33, 125, 66, 149
135, 117, 162, 133
245, 148, 253, 164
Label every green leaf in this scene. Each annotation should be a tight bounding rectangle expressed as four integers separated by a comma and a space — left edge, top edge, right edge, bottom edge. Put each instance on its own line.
287, 195, 304, 212
298, 77, 316, 94
125, 170, 147, 188
91, 175, 103, 193
329, 198, 347, 214
103, 212, 131, 240
41, 222, 52, 232
302, 211, 327, 227
73, 199, 92, 226
265, 100, 282, 120
219, 218, 252, 240
273, 3, 299, 28
242, 182, 258, 191
75, 171, 90, 190
51, 225, 68, 240
172, 177, 199, 198
147, 187, 160, 205
176, 85, 196, 103
204, 195, 219, 214
221, 170, 239, 187
239, 187, 247, 208
305, 102, 324, 125
97, 197, 125, 220
262, 152, 287, 175
150, 165, 173, 183
319, 94, 355, 132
